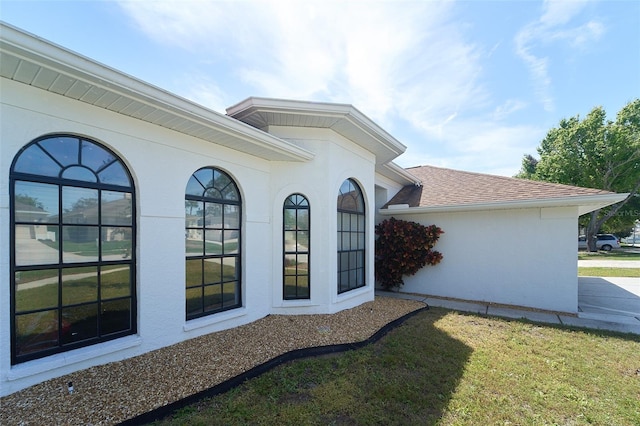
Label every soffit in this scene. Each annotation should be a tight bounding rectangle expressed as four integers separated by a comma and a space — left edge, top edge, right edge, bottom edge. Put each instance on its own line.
0, 23, 313, 162
227, 97, 407, 164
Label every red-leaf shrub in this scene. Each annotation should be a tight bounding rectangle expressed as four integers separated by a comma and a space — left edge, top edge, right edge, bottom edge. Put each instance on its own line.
375, 217, 443, 290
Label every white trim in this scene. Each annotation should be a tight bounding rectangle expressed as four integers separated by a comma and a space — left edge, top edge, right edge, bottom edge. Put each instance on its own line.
379, 193, 628, 215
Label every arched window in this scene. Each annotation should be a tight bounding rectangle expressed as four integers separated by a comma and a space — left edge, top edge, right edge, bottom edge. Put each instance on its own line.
185, 167, 241, 320
337, 179, 365, 293
283, 194, 310, 300
10, 135, 136, 365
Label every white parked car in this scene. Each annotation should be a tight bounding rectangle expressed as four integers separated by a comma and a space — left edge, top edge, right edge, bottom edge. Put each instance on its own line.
578, 234, 621, 251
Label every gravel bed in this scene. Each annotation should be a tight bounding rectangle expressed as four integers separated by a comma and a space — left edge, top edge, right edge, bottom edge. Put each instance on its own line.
1, 296, 424, 425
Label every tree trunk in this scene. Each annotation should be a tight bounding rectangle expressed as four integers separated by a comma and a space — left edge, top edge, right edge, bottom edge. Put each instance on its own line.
586, 210, 599, 252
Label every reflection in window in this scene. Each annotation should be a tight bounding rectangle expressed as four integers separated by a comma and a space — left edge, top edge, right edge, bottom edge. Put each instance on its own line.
10, 135, 136, 365
185, 167, 241, 320
337, 179, 365, 294
283, 194, 310, 300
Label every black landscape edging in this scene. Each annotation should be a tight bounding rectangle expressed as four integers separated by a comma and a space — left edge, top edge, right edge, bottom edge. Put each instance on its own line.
120, 305, 429, 425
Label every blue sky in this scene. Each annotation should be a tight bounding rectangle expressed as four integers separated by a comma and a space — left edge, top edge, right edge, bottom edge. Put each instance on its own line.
2, 0, 638, 176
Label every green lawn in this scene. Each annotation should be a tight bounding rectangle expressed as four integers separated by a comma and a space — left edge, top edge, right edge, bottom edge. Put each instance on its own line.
579, 267, 640, 278
578, 251, 640, 261
151, 309, 640, 425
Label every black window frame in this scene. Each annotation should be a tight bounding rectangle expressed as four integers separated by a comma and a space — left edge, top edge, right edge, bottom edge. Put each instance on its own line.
337, 178, 366, 294
10, 134, 137, 365
283, 193, 310, 300
185, 167, 242, 320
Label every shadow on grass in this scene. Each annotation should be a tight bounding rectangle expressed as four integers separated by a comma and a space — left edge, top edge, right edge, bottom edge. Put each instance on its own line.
122, 307, 472, 425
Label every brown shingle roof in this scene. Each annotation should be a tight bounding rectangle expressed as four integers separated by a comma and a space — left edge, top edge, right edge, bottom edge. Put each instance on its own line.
385, 165, 614, 209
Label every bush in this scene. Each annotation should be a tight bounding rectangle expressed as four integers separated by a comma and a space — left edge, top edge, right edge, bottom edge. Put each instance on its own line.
375, 217, 443, 290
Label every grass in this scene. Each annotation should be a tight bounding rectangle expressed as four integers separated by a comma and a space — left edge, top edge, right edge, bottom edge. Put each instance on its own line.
151, 309, 640, 426
578, 251, 640, 261
579, 267, 640, 277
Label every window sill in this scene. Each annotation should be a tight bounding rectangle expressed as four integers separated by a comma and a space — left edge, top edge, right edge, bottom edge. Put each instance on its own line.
7, 335, 142, 381
183, 307, 247, 332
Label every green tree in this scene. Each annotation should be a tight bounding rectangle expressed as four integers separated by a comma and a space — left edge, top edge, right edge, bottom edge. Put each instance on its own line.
517, 99, 640, 251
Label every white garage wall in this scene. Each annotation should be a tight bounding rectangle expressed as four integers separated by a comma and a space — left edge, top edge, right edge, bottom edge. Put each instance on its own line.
387, 206, 579, 313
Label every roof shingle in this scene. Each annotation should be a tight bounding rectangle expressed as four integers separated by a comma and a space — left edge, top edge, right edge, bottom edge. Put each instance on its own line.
385, 165, 614, 209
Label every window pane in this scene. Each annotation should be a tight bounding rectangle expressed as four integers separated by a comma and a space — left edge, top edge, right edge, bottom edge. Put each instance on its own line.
62, 226, 99, 263
101, 227, 132, 261
222, 257, 238, 281
186, 288, 203, 316
15, 225, 60, 266
15, 269, 59, 312
284, 231, 297, 250
186, 259, 202, 287
222, 230, 237, 255
284, 276, 297, 299
204, 258, 222, 284
101, 265, 131, 299
193, 169, 214, 188
186, 229, 204, 257
186, 175, 205, 196
14, 181, 58, 223
204, 284, 222, 312
205, 203, 223, 227
98, 161, 130, 187
358, 232, 365, 250
101, 299, 131, 335
61, 166, 97, 182
63, 186, 99, 224
15, 310, 59, 356
297, 254, 309, 275
297, 209, 309, 230
297, 231, 309, 251
297, 277, 309, 298
205, 230, 223, 255
342, 232, 350, 250
284, 209, 296, 230
38, 136, 79, 167
224, 204, 240, 228
80, 140, 115, 172
102, 191, 132, 226
61, 303, 98, 344
13, 144, 61, 177
284, 254, 296, 271
350, 214, 358, 231
185, 201, 202, 227
62, 267, 98, 305
222, 281, 239, 306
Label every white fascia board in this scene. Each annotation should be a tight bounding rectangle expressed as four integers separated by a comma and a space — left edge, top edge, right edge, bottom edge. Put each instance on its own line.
375, 162, 421, 186
227, 97, 406, 162
0, 23, 314, 162
380, 193, 629, 215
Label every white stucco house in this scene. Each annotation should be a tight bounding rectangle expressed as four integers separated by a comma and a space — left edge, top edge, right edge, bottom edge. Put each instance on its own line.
0, 23, 626, 397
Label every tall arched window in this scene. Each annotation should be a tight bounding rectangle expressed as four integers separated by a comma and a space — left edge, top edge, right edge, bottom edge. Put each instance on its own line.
337, 179, 365, 293
283, 194, 310, 300
185, 167, 241, 320
10, 135, 136, 365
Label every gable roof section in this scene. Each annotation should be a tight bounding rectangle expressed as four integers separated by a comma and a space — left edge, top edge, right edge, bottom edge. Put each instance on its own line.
226, 97, 406, 165
382, 165, 627, 215
0, 22, 313, 162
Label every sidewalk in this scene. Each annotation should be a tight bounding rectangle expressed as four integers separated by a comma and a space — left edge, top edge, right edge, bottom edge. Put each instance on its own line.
377, 281, 640, 336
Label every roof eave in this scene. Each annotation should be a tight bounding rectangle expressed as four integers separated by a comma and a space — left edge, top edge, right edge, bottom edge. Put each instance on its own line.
380, 193, 628, 215
227, 97, 406, 164
375, 162, 421, 186
0, 22, 314, 162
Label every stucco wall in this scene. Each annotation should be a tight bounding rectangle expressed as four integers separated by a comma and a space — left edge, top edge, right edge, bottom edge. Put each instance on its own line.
384, 206, 579, 313
0, 79, 375, 395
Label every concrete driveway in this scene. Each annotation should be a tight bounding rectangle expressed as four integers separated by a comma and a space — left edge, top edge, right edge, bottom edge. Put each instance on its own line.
578, 275, 640, 325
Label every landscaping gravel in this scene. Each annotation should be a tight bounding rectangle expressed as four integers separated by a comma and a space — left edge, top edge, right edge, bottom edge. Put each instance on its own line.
0, 296, 424, 425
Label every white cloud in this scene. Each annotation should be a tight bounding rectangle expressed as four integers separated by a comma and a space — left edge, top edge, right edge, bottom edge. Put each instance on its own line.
117, 0, 542, 176
514, 0, 604, 112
